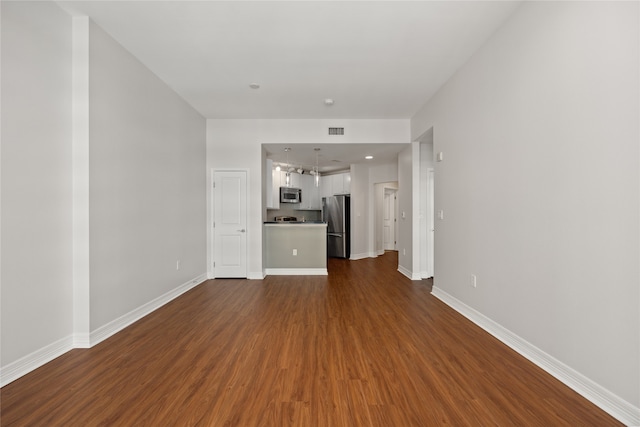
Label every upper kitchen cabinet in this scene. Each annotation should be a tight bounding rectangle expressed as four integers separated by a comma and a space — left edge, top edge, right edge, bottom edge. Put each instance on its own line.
266, 159, 275, 209
288, 171, 301, 189
321, 172, 351, 197
343, 173, 351, 193
266, 160, 281, 210
268, 164, 351, 206
331, 174, 344, 194
299, 174, 321, 210
320, 175, 332, 199
332, 172, 351, 195
267, 163, 320, 210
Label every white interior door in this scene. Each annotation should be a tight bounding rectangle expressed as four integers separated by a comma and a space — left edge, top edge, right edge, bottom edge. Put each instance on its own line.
213, 171, 247, 278
383, 189, 396, 251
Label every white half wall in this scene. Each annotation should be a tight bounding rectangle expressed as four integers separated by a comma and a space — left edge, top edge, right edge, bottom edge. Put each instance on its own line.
411, 0, 639, 420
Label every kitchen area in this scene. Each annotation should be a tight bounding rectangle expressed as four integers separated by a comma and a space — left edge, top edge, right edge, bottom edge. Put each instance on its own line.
263, 151, 351, 275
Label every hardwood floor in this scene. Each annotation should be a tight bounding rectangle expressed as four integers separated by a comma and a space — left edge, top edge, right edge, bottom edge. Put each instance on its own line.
1, 252, 621, 426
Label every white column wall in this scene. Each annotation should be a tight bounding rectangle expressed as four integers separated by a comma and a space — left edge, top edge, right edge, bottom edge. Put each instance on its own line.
419, 137, 434, 277
397, 145, 417, 279
206, 120, 263, 278
349, 164, 369, 259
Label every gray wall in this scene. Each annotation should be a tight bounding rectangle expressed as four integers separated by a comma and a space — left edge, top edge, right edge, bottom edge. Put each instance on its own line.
88, 22, 206, 329
1, 1, 207, 371
411, 1, 639, 407
1, 0, 74, 366
349, 163, 370, 259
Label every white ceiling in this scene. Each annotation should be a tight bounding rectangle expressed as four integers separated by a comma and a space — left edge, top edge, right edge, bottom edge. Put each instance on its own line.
59, 0, 520, 169
61, 0, 520, 120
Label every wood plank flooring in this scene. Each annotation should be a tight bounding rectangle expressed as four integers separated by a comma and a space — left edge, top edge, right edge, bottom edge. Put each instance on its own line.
1, 252, 622, 426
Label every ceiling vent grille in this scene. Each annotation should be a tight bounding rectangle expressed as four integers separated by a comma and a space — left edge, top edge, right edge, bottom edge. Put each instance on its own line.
328, 127, 345, 135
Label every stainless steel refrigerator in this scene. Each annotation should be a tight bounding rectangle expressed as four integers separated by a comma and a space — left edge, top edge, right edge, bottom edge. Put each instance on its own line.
323, 195, 350, 258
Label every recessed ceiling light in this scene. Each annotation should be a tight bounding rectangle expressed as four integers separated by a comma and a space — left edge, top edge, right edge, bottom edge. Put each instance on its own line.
249, 83, 260, 89
324, 98, 334, 106
365, 155, 373, 160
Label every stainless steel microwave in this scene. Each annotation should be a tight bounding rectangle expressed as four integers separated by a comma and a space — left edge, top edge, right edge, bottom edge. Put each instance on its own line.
280, 187, 301, 204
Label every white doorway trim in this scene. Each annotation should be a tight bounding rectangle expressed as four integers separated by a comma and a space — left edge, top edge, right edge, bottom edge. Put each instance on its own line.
425, 168, 434, 278
374, 181, 399, 257
383, 188, 398, 251
417, 128, 435, 280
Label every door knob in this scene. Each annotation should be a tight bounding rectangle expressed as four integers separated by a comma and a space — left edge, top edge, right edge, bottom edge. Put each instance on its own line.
237, 229, 246, 233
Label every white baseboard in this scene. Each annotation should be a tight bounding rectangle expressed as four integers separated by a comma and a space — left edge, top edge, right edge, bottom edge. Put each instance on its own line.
209, 271, 265, 279
1, 335, 74, 387
90, 273, 208, 347
248, 271, 266, 280
421, 271, 433, 279
1, 273, 209, 388
350, 252, 375, 260
398, 265, 421, 280
264, 268, 328, 276
431, 286, 640, 427
73, 333, 91, 348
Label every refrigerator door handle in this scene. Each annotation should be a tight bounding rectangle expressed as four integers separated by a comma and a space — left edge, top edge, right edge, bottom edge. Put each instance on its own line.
327, 233, 343, 238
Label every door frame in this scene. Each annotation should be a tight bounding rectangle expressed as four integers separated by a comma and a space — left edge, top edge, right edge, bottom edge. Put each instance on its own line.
383, 188, 398, 251
425, 168, 434, 278
374, 181, 399, 257
209, 168, 250, 278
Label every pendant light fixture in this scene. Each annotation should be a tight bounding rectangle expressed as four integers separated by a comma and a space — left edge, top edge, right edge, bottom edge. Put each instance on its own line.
284, 148, 291, 187
313, 148, 321, 187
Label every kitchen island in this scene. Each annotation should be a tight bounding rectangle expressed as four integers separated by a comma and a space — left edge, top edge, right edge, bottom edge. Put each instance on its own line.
263, 222, 327, 275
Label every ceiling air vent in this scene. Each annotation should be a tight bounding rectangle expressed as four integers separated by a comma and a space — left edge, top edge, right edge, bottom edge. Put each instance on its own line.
328, 127, 344, 135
